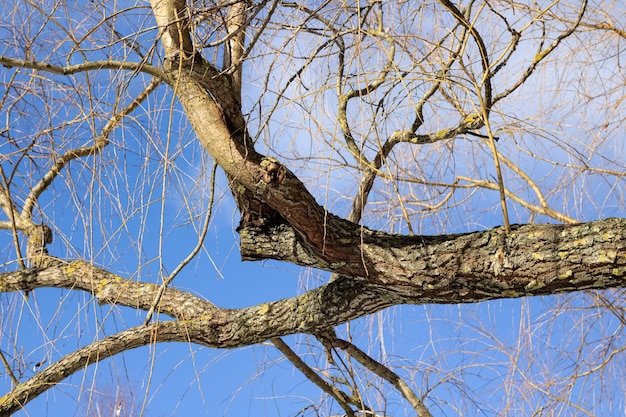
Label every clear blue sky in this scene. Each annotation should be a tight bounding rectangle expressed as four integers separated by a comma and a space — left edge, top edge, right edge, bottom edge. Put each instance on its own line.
1, 1, 625, 415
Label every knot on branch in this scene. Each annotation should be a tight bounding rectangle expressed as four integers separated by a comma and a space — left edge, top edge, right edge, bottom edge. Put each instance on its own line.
26, 224, 61, 268
260, 157, 287, 185
462, 113, 484, 130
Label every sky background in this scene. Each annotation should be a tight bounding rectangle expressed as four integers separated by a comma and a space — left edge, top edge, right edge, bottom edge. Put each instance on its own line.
1, 0, 625, 416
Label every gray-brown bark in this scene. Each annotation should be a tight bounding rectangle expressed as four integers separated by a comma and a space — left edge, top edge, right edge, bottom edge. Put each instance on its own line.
149, 7, 624, 303
158, 49, 626, 301
1, 1, 624, 414
240, 218, 626, 300
3, 219, 625, 317
1, 218, 625, 413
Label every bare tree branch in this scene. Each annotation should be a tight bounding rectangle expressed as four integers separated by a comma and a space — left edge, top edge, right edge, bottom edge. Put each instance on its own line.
326, 333, 433, 417
20, 78, 161, 222
272, 337, 357, 417
0, 56, 164, 80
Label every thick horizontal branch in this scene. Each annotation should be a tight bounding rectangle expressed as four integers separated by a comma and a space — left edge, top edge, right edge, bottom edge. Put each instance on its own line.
0, 261, 216, 319
241, 218, 626, 301
0, 275, 395, 414
4, 218, 624, 354
0, 262, 398, 346
2, 217, 624, 414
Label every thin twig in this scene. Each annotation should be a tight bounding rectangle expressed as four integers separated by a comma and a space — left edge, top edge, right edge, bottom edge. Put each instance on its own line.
0, 55, 164, 80
478, 93, 510, 232
493, 0, 588, 104
241, 0, 280, 63
0, 166, 25, 268
334, 336, 434, 417
271, 337, 356, 417
144, 162, 218, 326
0, 349, 18, 387
439, 0, 493, 114
20, 78, 161, 221
456, 175, 578, 224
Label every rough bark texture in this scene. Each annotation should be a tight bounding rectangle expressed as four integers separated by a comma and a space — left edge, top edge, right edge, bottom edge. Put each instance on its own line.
240, 218, 626, 300
165, 55, 362, 269
3, 219, 625, 334
1, 1, 624, 415
151, 16, 625, 300
2, 218, 625, 414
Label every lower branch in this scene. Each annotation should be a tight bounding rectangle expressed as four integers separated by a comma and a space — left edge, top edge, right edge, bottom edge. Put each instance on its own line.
329, 334, 433, 417
272, 337, 356, 417
0, 261, 216, 319
2, 216, 625, 414
0, 321, 189, 415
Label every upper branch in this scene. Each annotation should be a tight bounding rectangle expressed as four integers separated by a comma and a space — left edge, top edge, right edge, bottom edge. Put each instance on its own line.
0, 56, 165, 80
240, 218, 626, 297
493, 0, 588, 104
439, 0, 492, 116
150, 0, 194, 57
20, 78, 161, 223
338, 31, 396, 168
222, 0, 251, 93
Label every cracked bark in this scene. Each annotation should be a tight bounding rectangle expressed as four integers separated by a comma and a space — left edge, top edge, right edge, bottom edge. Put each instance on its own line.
3, 219, 625, 334
2, 218, 625, 414
240, 218, 626, 299
2, 1, 625, 414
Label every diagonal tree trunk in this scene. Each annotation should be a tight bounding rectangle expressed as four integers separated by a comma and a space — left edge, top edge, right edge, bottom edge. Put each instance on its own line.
149, 0, 626, 297
1, 0, 624, 415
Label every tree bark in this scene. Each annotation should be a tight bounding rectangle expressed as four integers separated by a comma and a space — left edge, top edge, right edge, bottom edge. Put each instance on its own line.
1, 217, 624, 414
3, 218, 625, 332
148, 8, 622, 302
2, 1, 624, 414
240, 217, 626, 299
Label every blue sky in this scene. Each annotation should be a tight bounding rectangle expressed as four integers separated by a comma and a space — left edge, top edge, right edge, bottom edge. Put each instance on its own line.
1, 0, 625, 416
